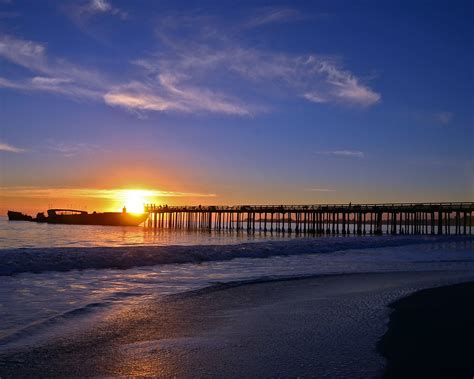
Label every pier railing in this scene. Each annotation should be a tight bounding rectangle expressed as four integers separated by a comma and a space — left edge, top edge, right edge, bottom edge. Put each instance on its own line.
143, 202, 474, 235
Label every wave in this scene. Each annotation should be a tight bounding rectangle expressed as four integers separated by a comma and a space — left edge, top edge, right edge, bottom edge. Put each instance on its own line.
0, 235, 472, 276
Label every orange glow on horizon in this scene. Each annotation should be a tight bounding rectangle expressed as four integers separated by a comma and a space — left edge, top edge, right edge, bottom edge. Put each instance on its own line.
0, 184, 218, 215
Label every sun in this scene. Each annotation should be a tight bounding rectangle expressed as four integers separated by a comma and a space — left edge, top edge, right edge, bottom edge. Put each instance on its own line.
122, 190, 148, 213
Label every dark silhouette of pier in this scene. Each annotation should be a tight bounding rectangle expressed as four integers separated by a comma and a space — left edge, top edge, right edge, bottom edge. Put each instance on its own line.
144, 202, 473, 235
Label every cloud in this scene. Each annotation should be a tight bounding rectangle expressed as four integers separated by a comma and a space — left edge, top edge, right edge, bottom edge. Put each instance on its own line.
0, 10, 380, 118
31, 77, 72, 86
433, 111, 454, 125
76, 0, 127, 19
0, 141, 25, 153
103, 81, 181, 112
45, 141, 102, 157
138, 35, 381, 109
90, 0, 112, 12
0, 34, 254, 116
303, 92, 327, 103
245, 7, 303, 28
0, 76, 23, 89
0, 75, 101, 99
304, 58, 380, 106
0, 35, 105, 85
104, 91, 178, 112
0, 35, 46, 72
0, 187, 216, 199
411, 110, 455, 126
317, 150, 365, 158
104, 75, 253, 115
157, 73, 252, 115
0, 35, 106, 99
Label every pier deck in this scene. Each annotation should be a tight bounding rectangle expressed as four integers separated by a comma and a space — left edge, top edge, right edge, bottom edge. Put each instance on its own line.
144, 202, 473, 235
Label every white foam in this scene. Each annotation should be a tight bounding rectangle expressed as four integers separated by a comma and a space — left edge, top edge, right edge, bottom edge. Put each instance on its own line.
0, 237, 473, 351
1, 235, 472, 275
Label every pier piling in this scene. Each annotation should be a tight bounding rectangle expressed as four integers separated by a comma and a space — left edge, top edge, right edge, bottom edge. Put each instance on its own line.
143, 203, 473, 236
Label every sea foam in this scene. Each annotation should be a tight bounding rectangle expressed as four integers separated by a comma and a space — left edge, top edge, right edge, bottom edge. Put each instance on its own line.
1, 235, 472, 276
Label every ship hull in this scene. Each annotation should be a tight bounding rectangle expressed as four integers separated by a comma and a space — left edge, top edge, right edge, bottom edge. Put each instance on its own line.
7, 211, 33, 221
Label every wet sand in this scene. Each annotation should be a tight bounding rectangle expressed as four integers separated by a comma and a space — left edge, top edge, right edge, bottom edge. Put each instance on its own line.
0, 270, 473, 378
378, 281, 474, 378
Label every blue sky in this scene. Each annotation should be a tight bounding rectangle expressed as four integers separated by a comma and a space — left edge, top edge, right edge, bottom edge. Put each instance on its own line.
0, 0, 472, 211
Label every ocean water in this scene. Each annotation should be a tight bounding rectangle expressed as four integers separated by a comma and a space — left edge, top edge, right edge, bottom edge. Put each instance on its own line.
0, 216, 473, 351
0, 216, 287, 249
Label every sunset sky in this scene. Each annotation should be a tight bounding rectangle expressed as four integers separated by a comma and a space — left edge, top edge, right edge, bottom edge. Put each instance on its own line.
1, 0, 472, 213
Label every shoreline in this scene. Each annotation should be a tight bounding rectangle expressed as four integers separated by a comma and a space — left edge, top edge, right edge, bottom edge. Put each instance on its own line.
1, 270, 474, 377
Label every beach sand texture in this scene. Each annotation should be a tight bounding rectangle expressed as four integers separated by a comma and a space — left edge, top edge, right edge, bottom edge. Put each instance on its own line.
1, 270, 473, 378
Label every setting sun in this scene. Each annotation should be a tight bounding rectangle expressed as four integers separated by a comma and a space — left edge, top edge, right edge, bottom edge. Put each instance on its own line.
121, 190, 150, 213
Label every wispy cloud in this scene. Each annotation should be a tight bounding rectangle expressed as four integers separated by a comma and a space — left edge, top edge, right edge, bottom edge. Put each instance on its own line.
0, 35, 46, 73
0, 34, 254, 116
75, 0, 127, 20
134, 48, 380, 111
411, 110, 456, 126
104, 74, 253, 115
138, 23, 381, 110
317, 150, 365, 158
0, 76, 101, 99
0, 9, 380, 118
245, 7, 303, 28
45, 141, 102, 157
0, 187, 217, 199
0, 35, 106, 100
303, 58, 381, 106
104, 90, 178, 112
433, 111, 454, 125
0, 76, 23, 89
303, 92, 327, 103
0, 141, 25, 153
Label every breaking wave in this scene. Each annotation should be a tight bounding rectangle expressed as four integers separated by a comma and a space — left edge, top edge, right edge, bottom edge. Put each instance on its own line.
1, 235, 472, 276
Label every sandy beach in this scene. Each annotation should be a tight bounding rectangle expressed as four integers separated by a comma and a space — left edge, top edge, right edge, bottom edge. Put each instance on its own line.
379, 281, 474, 378
1, 270, 473, 378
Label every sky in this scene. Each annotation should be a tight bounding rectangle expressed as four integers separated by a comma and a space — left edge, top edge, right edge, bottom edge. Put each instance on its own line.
0, 0, 473, 213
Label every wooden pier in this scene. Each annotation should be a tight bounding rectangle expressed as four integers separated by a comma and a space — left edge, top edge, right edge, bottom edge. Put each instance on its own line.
144, 202, 473, 235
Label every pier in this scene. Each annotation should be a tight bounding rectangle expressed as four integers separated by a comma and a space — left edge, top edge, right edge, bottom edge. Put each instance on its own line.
144, 202, 473, 235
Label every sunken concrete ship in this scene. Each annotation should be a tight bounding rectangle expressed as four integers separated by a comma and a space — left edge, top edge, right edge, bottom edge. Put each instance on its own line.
7, 208, 148, 227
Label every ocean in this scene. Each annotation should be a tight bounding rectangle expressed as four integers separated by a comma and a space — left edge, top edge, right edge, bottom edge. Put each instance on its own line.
0, 216, 473, 352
